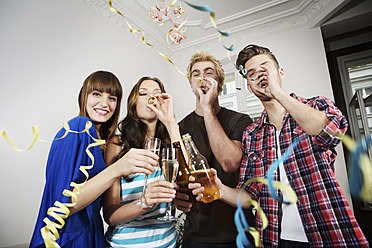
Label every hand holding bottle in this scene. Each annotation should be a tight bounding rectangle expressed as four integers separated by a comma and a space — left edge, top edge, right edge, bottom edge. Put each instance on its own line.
188, 168, 222, 202
174, 186, 194, 212
182, 133, 220, 203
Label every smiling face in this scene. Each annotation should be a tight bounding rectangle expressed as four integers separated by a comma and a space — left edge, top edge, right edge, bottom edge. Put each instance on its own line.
136, 79, 162, 123
86, 91, 117, 129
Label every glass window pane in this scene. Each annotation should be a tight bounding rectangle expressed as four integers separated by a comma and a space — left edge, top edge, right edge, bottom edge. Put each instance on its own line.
219, 73, 238, 111
347, 61, 372, 136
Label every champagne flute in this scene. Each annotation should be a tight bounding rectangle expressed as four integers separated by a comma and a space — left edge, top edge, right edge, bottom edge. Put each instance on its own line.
133, 137, 161, 207
158, 147, 179, 221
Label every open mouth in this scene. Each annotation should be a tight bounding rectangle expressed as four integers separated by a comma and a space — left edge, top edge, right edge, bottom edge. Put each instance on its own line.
147, 96, 157, 105
258, 80, 268, 88
95, 108, 109, 115
197, 80, 206, 89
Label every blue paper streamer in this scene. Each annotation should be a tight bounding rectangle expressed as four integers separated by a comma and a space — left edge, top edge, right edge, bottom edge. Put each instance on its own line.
235, 193, 255, 248
267, 139, 299, 204
349, 135, 372, 198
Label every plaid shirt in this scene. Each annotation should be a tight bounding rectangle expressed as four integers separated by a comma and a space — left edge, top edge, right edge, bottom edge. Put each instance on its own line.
238, 94, 369, 247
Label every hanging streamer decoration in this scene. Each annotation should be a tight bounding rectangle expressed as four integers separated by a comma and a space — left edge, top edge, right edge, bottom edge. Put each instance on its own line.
108, 0, 188, 78
180, 1, 254, 91
266, 139, 300, 203
108, 0, 243, 79
235, 140, 299, 247
235, 192, 267, 248
1, 121, 105, 247
339, 134, 372, 203
149, 0, 188, 44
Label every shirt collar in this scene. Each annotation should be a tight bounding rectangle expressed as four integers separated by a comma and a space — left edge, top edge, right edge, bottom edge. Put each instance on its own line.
256, 92, 298, 130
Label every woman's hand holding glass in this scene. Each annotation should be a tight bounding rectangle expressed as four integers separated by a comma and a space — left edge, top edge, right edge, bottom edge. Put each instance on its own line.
113, 148, 158, 177
143, 180, 176, 209
157, 147, 179, 221
133, 137, 161, 208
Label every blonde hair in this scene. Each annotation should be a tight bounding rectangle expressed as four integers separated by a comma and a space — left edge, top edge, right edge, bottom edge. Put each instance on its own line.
186, 51, 225, 94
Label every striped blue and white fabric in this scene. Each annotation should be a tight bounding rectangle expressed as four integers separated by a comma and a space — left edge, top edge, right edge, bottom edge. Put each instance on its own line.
105, 166, 177, 248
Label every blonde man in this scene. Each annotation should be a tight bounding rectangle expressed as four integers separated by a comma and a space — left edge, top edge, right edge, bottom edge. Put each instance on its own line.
175, 51, 254, 248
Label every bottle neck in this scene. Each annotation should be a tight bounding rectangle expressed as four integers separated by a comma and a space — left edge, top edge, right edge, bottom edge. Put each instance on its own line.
173, 141, 181, 149
184, 138, 199, 158
173, 141, 187, 165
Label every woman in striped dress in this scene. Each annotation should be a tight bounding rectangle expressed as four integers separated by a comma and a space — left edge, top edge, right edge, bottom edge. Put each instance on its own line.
103, 76, 180, 248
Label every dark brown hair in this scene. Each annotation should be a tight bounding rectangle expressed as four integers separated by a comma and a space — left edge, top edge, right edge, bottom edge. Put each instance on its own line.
114, 77, 170, 179
236, 44, 280, 78
78, 71, 123, 144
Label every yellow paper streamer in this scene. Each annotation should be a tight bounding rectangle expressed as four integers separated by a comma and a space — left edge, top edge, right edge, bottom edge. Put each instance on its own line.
245, 199, 267, 247
339, 134, 372, 202
108, 0, 189, 78
147, 96, 158, 105
359, 153, 372, 202
39, 121, 105, 247
244, 177, 298, 204
196, 78, 206, 89
1, 120, 105, 247
236, 177, 297, 247
181, 1, 246, 90
1, 121, 91, 151
0, 126, 46, 152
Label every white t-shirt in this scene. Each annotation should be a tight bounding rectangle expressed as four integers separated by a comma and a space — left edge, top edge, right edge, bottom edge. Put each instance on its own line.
276, 131, 308, 242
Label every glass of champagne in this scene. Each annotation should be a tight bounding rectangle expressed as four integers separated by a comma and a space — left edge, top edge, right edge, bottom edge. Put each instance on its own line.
158, 147, 179, 221
133, 137, 161, 207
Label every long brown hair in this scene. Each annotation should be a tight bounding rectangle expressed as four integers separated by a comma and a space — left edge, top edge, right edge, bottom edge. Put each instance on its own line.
78, 71, 123, 144
115, 76, 170, 174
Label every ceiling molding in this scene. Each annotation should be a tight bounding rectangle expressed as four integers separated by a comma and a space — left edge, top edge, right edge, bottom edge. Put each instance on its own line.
73, 0, 348, 56
203, 0, 291, 30
305, 0, 352, 28
171, 0, 314, 52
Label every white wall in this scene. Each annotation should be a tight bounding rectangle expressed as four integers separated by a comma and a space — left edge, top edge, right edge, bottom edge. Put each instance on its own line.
0, 1, 351, 247
0, 0, 171, 246
170, 24, 351, 212
171, 27, 337, 118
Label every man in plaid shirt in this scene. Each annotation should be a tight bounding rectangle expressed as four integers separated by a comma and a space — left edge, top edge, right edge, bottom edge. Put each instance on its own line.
190, 44, 368, 247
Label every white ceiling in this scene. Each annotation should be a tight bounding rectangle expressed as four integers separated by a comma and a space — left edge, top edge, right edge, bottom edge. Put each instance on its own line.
75, 0, 351, 53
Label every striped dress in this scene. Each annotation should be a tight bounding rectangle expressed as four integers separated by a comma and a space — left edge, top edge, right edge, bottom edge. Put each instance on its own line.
105, 166, 177, 248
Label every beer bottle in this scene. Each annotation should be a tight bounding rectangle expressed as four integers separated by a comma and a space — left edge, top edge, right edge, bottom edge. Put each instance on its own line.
173, 141, 198, 215
182, 133, 220, 203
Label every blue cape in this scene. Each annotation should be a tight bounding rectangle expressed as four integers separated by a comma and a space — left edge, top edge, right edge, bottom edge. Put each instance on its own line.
30, 116, 106, 248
